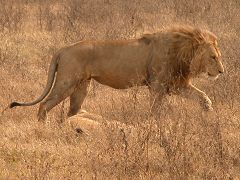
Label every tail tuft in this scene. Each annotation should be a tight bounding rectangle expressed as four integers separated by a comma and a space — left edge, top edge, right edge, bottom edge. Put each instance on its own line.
10, 102, 21, 108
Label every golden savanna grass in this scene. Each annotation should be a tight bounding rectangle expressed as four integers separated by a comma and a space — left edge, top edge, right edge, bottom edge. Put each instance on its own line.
0, 0, 240, 179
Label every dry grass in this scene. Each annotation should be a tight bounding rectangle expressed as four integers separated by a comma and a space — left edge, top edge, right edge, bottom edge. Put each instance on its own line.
0, 0, 240, 179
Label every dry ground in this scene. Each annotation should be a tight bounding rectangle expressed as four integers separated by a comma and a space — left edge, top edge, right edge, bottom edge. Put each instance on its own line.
0, 0, 240, 179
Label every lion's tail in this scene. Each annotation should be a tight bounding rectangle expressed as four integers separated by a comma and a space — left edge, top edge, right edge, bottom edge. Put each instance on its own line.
10, 53, 60, 108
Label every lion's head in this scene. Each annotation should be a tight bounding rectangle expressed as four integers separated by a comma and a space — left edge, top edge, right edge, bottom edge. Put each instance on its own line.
192, 40, 224, 79
164, 26, 224, 80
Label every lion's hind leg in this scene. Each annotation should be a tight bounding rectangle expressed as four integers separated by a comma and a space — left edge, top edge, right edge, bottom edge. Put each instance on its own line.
37, 80, 76, 121
67, 80, 90, 117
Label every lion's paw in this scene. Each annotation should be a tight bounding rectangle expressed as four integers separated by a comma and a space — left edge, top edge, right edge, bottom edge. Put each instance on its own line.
202, 97, 213, 111
204, 103, 213, 111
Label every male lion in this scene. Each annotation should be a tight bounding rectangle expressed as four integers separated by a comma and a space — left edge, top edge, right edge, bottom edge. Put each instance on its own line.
10, 26, 224, 121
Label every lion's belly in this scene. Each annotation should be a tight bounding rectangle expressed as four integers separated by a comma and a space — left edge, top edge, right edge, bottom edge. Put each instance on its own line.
92, 72, 147, 89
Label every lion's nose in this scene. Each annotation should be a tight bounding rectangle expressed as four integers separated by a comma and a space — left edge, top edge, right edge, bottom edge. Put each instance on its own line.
219, 70, 224, 74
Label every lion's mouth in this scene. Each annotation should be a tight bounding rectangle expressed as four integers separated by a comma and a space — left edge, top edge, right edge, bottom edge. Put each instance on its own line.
207, 72, 217, 77
207, 73, 219, 80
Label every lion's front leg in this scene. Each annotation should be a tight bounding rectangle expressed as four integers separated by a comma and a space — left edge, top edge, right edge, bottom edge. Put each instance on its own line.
149, 92, 165, 115
179, 84, 213, 111
148, 82, 168, 118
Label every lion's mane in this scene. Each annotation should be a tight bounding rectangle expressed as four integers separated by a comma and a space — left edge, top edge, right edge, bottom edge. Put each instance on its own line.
146, 26, 218, 83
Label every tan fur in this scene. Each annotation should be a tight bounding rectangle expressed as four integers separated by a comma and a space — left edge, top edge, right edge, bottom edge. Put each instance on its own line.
66, 111, 136, 140
10, 25, 224, 121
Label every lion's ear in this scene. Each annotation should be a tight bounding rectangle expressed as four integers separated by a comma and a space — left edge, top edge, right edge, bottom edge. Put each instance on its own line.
140, 33, 155, 44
